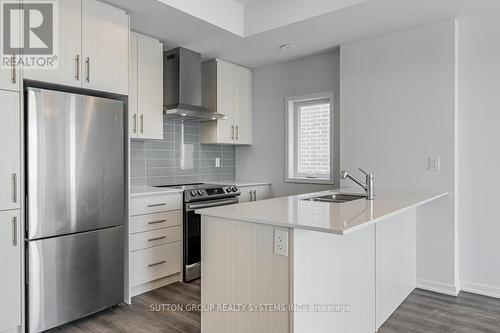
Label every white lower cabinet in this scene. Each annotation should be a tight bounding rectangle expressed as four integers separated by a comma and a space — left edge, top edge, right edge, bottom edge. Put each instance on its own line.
0, 210, 21, 332
238, 184, 271, 203
129, 193, 183, 296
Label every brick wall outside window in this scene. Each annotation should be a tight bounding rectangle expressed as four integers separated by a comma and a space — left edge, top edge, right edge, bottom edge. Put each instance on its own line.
297, 103, 330, 176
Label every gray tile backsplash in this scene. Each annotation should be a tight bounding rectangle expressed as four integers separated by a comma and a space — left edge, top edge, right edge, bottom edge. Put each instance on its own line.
130, 118, 236, 187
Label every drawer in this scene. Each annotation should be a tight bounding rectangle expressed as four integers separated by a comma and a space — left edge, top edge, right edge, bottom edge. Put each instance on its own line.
130, 194, 182, 216
130, 210, 182, 234
130, 226, 182, 251
130, 241, 182, 286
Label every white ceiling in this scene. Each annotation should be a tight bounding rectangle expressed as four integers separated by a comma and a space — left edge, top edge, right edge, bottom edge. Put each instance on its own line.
103, 0, 500, 68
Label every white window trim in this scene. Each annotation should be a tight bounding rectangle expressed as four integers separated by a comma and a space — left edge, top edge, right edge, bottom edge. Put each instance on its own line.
285, 92, 335, 185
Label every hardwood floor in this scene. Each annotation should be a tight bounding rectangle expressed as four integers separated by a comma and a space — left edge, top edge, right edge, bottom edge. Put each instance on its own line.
48, 280, 201, 333
49, 281, 500, 333
379, 288, 500, 333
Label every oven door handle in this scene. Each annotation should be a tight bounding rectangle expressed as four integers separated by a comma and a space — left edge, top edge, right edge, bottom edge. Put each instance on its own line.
186, 197, 239, 211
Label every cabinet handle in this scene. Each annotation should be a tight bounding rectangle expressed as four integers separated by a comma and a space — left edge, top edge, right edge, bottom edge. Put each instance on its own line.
11, 54, 16, 84
132, 114, 137, 133
75, 55, 80, 81
147, 203, 166, 208
148, 260, 166, 267
235, 125, 239, 140
12, 217, 17, 246
148, 219, 166, 225
12, 173, 17, 203
148, 236, 166, 242
231, 125, 235, 139
249, 191, 253, 201
253, 190, 257, 201
85, 57, 90, 82
140, 114, 144, 134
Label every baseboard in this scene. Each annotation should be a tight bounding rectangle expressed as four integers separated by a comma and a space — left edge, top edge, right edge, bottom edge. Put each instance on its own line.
460, 281, 500, 299
131, 273, 181, 297
416, 279, 460, 296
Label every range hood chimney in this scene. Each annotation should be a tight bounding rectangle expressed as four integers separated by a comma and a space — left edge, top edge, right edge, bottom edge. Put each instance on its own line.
163, 47, 224, 120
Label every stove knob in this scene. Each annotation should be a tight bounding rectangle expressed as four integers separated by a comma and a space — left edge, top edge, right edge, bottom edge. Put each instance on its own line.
191, 190, 197, 196
198, 189, 204, 195
232, 186, 238, 192
226, 187, 231, 193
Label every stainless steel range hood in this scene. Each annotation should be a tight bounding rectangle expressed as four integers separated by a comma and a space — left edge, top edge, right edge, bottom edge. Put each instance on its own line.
163, 47, 224, 121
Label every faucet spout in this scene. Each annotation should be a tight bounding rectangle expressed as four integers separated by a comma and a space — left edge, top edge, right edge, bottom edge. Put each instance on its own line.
340, 168, 374, 200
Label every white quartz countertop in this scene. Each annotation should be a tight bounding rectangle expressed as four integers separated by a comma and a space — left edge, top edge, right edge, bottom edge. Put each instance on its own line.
130, 186, 183, 197
206, 180, 272, 187
196, 189, 448, 235
130, 181, 272, 198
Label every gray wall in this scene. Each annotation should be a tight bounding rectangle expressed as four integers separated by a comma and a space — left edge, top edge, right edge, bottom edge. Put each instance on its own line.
131, 118, 235, 187
236, 50, 340, 197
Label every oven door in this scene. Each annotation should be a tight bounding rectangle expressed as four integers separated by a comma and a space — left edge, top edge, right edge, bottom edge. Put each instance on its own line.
184, 197, 239, 282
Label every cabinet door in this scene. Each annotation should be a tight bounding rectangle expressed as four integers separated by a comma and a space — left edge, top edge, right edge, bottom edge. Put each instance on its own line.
254, 185, 270, 201
82, 0, 129, 95
0, 210, 21, 331
0, 1, 21, 92
0, 91, 20, 211
137, 34, 163, 140
23, 0, 82, 87
128, 32, 138, 138
238, 188, 253, 203
234, 65, 252, 144
216, 60, 234, 143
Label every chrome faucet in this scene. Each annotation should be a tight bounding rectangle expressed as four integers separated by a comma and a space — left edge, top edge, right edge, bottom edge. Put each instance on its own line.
340, 168, 374, 200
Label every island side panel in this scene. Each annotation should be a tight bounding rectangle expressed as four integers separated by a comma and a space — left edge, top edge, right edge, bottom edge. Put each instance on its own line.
375, 208, 417, 329
292, 225, 376, 333
201, 216, 290, 333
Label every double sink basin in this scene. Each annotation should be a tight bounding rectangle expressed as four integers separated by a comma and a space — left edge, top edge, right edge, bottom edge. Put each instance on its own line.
302, 193, 366, 203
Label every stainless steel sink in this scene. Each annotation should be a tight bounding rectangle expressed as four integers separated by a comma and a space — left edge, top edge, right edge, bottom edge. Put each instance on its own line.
302, 193, 367, 203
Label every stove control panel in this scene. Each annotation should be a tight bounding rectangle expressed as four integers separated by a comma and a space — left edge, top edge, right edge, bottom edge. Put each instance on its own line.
184, 186, 240, 202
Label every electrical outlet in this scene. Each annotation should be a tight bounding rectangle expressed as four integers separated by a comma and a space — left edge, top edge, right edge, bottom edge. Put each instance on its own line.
428, 156, 440, 171
274, 229, 288, 257
215, 157, 221, 168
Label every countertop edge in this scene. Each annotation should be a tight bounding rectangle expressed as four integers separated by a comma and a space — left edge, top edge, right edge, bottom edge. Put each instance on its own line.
198, 191, 449, 235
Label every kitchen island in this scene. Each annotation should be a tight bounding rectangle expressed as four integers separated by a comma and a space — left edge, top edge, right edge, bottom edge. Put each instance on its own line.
197, 189, 447, 333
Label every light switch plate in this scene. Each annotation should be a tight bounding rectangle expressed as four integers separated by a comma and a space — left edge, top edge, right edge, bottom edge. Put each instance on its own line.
274, 229, 288, 257
215, 157, 221, 168
428, 156, 440, 171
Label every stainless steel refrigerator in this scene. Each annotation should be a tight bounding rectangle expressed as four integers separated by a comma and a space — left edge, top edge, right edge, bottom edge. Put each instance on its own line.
26, 88, 126, 333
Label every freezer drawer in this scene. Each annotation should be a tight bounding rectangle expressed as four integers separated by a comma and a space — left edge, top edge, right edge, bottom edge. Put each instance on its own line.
27, 226, 124, 333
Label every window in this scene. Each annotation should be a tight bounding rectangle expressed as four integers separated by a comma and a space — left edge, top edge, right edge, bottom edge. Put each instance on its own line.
286, 92, 334, 184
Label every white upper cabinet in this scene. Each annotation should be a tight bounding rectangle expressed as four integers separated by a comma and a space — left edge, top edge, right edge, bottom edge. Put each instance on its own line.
200, 59, 252, 145
129, 32, 139, 136
23, 0, 129, 95
82, 0, 129, 95
23, 0, 82, 87
215, 60, 234, 143
0, 91, 20, 211
0, 210, 21, 332
129, 32, 163, 140
0, 0, 21, 92
233, 65, 252, 144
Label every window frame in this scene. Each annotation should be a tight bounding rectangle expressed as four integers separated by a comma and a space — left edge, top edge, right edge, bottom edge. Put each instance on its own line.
285, 92, 335, 185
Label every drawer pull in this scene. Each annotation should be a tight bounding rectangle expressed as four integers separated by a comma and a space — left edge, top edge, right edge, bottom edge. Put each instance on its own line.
148, 260, 166, 267
148, 236, 167, 242
147, 203, 166, 208
148, 219, 166, 225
